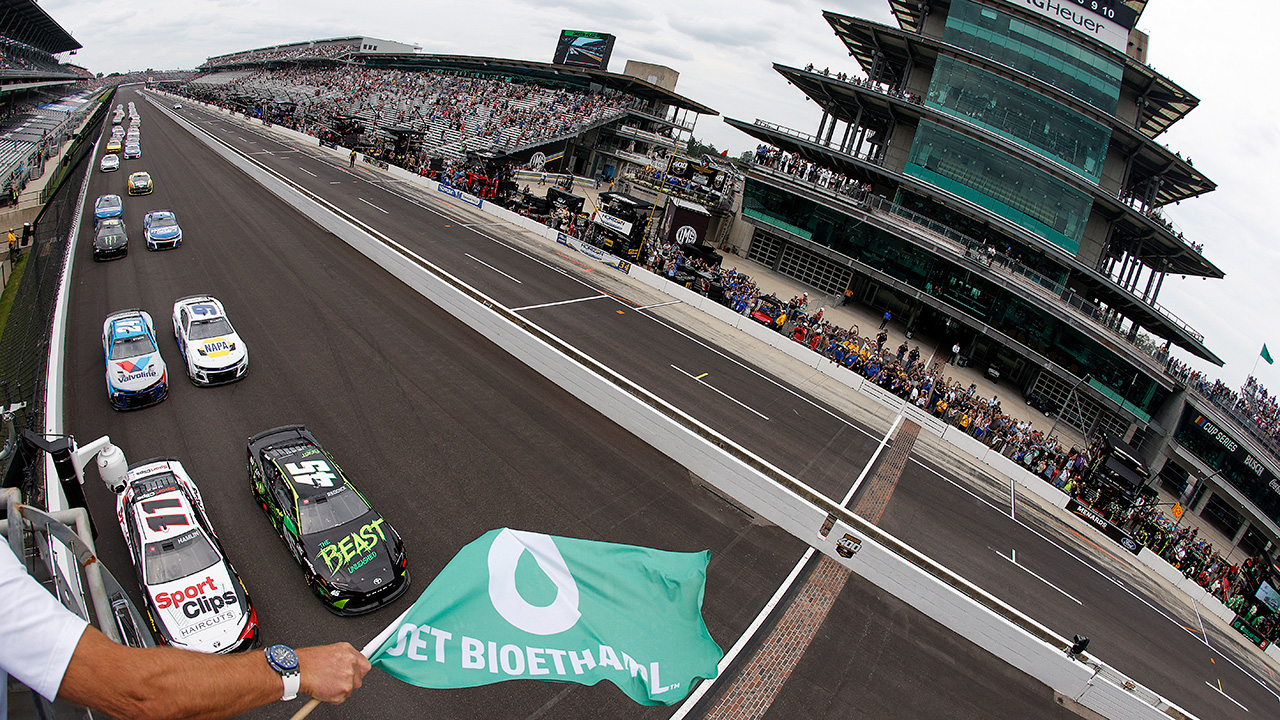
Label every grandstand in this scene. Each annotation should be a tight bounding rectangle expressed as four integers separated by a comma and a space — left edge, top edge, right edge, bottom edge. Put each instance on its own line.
0, 0, 87, 199
172, 38, 717, 181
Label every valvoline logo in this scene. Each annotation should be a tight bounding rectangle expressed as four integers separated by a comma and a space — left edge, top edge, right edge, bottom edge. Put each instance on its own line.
117, 357, 153, 374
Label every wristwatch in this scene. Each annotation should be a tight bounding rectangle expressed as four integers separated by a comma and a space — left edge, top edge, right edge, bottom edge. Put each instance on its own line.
265, 644, 301, 701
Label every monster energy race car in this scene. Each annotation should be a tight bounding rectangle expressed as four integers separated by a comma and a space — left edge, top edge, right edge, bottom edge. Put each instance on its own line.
247, 425, 409, 615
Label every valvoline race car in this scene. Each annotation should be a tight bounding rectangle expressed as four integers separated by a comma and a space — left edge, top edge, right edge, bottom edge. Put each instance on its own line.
144, 210, 183, 250
102, 309, 168, 409
114, 458, 259, 653
94, 194, 123, 224
172, 295, 248, 385
247, 426, 409, 615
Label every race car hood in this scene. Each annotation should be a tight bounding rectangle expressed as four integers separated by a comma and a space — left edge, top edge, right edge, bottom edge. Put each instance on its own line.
149, 224, 180, 239
303, 513, 398, 592
186, 335, 245, 369
95, 233, 127, 250
147, 566, 250, 653
110, 353, 164, 391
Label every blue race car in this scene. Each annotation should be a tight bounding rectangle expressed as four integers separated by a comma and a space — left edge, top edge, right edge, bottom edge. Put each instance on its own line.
94, 194, 123, 225
144, 211, 183, 250
102, 309, 169, 410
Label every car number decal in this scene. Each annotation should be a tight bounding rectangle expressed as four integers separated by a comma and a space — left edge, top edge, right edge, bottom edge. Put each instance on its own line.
140, 496, 190, 533
284, 460, 337, 487
115, 319, 144, 335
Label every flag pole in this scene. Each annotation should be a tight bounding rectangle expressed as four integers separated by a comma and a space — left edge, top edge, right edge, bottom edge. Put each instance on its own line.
287, 606, 414, 720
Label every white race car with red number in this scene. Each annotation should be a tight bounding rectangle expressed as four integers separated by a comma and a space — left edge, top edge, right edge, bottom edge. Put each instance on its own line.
115, 458, 259, 653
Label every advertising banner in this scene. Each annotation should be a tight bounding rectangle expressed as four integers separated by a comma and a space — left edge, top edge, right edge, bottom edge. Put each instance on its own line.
371, 528, 721, 705
1066, 498, 1141, 555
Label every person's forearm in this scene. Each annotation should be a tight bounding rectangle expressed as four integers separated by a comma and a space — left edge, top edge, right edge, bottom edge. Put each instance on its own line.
60, 627, 283, 720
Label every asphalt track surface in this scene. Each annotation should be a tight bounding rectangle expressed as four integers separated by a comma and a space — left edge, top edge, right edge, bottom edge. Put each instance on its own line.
60, 88, 1276, 718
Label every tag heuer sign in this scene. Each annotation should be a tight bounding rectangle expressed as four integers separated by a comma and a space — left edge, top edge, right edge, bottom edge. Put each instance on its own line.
836, 533, 861, 558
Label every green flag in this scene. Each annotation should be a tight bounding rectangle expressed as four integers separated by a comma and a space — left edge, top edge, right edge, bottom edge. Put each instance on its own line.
1263, 344, 1274, 365
370, 528, 722, 705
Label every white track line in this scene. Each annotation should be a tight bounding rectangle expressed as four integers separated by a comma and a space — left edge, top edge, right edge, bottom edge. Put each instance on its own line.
299, 167, 317, 177
358, 197, 388, 214
671, 365, 769, 420
510, 295, 608, 312
841, 414, 902, 507
464, 253, 521, 283
669, 548, 816, 719
1205, 681, 1250, 712
993, 549, 1083, 605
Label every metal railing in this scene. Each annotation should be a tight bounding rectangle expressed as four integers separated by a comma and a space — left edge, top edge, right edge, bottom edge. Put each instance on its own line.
623, 101, 697, 131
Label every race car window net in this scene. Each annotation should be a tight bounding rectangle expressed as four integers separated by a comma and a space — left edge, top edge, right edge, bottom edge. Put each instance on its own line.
144, 530, 221, 585
190, 318, 233, 340
298, 488, 369, 536
111, 334, 157, 360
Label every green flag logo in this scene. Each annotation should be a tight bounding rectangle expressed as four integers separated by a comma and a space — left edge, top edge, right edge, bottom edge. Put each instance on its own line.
370, 528, 723, 705
1263, 344, 1274, 365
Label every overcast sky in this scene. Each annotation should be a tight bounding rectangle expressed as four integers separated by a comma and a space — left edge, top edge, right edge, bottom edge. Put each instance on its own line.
42, 0, 1280, 394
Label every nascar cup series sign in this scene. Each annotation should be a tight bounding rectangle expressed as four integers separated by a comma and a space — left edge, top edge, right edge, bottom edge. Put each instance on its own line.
371, 528, 722, 705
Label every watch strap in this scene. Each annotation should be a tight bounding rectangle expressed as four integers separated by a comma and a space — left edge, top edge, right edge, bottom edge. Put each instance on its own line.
280, 666, 300, 702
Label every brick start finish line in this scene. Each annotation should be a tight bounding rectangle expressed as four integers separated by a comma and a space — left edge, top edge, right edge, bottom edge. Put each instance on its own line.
705, 420, 921, 719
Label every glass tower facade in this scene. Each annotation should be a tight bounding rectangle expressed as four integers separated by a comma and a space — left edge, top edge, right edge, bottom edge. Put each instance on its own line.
942, 0, 1123, 115
742, 178, 1168, 417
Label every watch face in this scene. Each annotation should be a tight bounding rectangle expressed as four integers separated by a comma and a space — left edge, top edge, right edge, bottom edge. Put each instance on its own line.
268, 644, 298, 670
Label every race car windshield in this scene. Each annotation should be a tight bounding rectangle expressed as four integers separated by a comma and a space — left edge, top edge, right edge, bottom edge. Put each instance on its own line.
190, 318, 233, 340
144, 530, 220, 585
98, 198, 121, 211
111, 334, 156, 360
151, 217, 176, 229
298, 487, 370, 535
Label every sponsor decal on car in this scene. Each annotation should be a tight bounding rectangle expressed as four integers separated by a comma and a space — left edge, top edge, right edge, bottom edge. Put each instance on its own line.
201, 339, 232, 357
316, 518, 387, 575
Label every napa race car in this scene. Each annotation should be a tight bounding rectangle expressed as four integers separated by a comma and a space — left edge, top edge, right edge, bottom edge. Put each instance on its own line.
172, 295, 247, 385
102, 309, 168, 410
128, 171, 153, 195
115, 458, 259, 653
106, 138, 122, 153
247, 426, 409, 615
144, 210, 182, 250
93, 218, 128, 261
94, 194, 123, 224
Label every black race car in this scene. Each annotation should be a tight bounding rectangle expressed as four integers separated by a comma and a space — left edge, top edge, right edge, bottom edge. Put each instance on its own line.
246, 426, 409, 615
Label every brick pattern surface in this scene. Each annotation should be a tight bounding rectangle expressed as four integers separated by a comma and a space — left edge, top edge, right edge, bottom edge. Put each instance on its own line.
704, 421, 921, 720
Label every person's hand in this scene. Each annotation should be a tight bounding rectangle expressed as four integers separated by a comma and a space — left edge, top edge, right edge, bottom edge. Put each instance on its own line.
296, 642, 371, 704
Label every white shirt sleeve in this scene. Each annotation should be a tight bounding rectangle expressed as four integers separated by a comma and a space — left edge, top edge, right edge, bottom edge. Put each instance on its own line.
0, 541, 89, 701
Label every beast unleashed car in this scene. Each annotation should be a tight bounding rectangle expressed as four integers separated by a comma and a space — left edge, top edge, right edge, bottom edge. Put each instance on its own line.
144, 210, 182, 250
247, 426, 409, 615
115, 458, 259, 653
102, 309, 168, 409
128, 171, 153, 195
93, 218, 129, 261
172, 295, 247, 385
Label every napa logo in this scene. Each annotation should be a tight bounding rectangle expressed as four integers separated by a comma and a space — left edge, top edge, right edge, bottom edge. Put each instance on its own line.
202, 339, 231, 357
